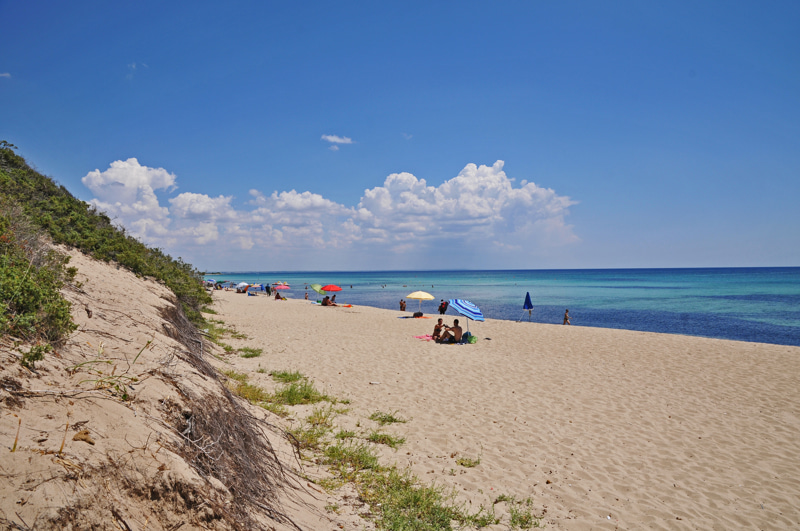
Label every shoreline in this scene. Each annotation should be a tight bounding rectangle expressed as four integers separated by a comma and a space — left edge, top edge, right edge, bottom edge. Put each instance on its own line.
211, 288, 800, 348
204, 267, 800, 348
210, 291, 800, 530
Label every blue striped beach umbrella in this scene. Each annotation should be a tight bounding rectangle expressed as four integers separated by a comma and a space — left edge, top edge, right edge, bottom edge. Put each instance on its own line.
448, 299, 484, 332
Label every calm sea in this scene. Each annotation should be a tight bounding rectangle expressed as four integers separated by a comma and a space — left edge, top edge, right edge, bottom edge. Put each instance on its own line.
204, 268, 800, 347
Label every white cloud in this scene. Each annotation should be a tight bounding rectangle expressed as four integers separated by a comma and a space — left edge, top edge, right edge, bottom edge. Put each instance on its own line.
82, 159, 577, 269
321, 134, 353, 144
356, 161, 578, 252
81, 158, 175, 240
169, 193, 237, 221
0, 73, 10, 78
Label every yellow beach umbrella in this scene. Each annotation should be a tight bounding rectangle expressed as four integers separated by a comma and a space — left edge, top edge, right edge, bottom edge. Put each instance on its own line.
406, 291, 434, 313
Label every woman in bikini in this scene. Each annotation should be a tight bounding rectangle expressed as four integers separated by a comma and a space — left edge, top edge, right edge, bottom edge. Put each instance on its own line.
432, 318, 445, 341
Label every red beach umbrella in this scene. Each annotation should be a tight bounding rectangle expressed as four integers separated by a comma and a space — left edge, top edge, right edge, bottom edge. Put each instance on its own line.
321, 284, 342, 292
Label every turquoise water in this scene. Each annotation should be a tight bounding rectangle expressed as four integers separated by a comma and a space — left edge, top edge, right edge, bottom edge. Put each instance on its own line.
205, 268, 800, 347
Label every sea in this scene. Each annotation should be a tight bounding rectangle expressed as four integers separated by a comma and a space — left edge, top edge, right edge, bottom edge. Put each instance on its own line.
204, 268, 800, 347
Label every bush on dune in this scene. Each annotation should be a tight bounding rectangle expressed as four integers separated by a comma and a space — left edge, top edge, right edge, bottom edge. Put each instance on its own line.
0, 202, 76, 348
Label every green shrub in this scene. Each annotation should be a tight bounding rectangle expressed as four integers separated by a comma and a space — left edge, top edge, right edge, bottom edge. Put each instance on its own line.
0, 204, 76, 345
21, 343, 52, 370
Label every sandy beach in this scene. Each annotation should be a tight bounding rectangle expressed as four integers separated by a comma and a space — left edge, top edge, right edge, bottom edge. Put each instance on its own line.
2, 250, 798, 530
211, 289, 800, 530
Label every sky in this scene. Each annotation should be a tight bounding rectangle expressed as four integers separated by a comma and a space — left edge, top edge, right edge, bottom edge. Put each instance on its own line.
2, 1, 799, 271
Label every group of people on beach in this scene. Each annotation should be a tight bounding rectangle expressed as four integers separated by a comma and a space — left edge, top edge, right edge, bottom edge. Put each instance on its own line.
432, 318, 463, 343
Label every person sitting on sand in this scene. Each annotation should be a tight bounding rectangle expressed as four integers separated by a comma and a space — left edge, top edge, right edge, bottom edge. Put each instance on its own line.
432, 318, 445, 341
438, 319, 463, 343
321, 296, 337, 306
275, 291, 284, 300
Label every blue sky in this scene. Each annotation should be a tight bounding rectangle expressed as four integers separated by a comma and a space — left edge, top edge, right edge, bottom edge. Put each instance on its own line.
2, 1, 798, 271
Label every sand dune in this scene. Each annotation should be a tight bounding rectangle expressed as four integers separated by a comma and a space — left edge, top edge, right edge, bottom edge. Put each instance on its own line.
213, 290, 800, 530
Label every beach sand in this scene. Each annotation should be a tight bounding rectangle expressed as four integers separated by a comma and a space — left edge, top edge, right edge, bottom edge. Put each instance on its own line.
211, 290, 800, 530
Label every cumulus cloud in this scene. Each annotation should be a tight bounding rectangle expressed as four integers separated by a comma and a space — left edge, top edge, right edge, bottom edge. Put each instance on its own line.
356, 161, 578, 251
81, 158, 175, 239
169, 193, 237, 221
82, 159, 577, 268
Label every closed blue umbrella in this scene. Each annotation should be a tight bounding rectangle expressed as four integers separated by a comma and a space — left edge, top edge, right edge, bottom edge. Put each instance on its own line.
448, 299, 484, 333
523, 292, 533, 310
520, 292, 533, 321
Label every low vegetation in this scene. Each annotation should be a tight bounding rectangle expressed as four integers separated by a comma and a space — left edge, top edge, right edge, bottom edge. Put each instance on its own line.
369, 410, 407, 426
456, 455, 481, 468
494, 494, 543, 529
269, 369, 306, 383
0, 200, 77, 347
366, 430, 406, 449
238, 347, 262, 358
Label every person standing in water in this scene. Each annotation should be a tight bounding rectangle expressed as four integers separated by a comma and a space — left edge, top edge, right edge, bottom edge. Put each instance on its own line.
563, 309, 571, 325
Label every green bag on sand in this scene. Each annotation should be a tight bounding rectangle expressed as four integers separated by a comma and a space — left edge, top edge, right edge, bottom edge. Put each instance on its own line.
467, 335, 477, 344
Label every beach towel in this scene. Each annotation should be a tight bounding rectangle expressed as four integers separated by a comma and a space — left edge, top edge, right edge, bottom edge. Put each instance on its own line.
414, 334, 435, 341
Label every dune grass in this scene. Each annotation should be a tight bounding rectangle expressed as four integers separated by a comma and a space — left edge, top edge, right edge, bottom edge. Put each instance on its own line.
456, 455, 481, 468
323, 442, 380, 480
366, 431, 406, 449
238, 347, 262, 358
335, 429, 357, 440
369, 411, 407, 426
359, 467, 498, 530
494, 495, 542, 529
223, 369, 248, 382
270, 369, 305, 383
271, 380, 330, 405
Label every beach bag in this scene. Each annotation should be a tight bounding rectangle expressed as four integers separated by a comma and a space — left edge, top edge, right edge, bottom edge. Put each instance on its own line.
413, 311, 423, 318
467, 335, 477, 344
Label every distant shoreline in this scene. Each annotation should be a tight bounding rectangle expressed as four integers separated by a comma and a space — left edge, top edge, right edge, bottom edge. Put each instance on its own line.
207, 265, 800, 275
205, 268, 800, 347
